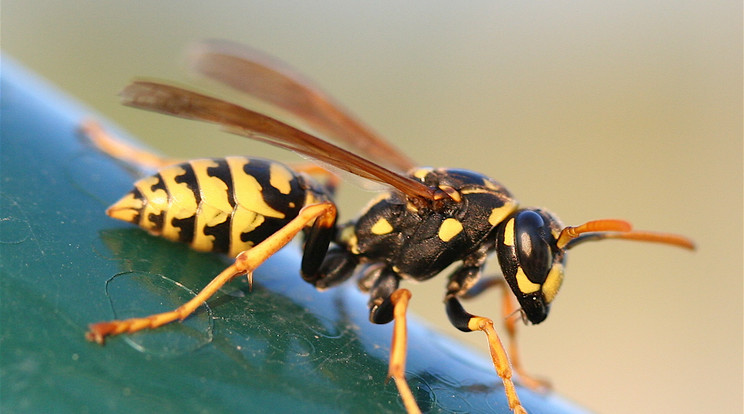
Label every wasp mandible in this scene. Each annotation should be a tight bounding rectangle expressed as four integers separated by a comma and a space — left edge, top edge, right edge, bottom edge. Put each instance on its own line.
84, 40, 695, 414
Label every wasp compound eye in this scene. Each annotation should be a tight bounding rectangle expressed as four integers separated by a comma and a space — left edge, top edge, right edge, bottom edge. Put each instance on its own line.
515, 210, 553, 283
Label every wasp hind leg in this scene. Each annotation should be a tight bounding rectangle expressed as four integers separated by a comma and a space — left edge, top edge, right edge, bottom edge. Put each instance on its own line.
86, 202, 337, 344
79, 120, 182, 170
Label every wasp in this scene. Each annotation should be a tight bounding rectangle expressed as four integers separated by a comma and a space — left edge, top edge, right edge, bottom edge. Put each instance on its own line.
84, 40, 694, 414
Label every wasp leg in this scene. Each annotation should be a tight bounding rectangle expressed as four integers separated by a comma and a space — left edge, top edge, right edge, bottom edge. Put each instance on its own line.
302, 246, 359, 290
460, 276, 550, 391
445, 295, 527, 414
86, 202, 337, 344
79, 120, 182, 169
387, 289, 419, 414
500, 284, 551, 391
459, 275, 501, 299
300, 209, 338, 281
366, 267, 421, 414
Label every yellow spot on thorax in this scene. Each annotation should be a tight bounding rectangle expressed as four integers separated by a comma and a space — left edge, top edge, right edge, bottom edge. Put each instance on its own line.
413, 168, 431, 180
371, 218, 394, 235
438, 218, 463, 242
339, 226, 360, 254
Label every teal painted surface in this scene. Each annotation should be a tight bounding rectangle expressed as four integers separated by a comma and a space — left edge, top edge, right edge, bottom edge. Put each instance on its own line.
0, 58, 588, 414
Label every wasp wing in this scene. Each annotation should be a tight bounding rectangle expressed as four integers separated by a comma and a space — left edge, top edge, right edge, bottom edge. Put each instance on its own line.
120, 81, 435, 202
187, 39, 416, 173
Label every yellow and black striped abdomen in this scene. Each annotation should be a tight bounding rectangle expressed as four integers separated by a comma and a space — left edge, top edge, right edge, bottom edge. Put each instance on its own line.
107, 157, 308, 257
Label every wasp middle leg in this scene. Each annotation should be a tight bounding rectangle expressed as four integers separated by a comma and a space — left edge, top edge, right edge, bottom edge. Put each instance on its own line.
363, 265, 421, 414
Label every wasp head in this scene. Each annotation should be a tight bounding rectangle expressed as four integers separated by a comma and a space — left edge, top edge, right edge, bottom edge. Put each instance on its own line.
495, 209, 694, 324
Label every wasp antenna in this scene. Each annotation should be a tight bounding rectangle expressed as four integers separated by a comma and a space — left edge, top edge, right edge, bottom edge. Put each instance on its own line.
596, 230, 695, 250
556, 219, 632, 249
559, 221, 695, 251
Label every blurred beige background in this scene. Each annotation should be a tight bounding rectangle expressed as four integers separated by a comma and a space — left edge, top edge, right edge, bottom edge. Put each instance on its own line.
3, 2, 741, 413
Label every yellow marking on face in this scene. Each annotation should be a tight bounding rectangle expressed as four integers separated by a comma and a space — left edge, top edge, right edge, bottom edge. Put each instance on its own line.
489, 202, 516, 227
227, 157, 285, 219
371, 218, 394, 235
438, 218, 463, 242
515, 267, 541, 294
503, 218, 515, 246
542, 263, 564, 304
269, 163, 294, 195
106, 192, 143, 223
158, 165, 199, 240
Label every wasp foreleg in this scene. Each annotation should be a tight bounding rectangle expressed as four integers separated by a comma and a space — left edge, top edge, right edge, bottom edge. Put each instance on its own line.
460, 276, 550, 391
445, 295, 527, 414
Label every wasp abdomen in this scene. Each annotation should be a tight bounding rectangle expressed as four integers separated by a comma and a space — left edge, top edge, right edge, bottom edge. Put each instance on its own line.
107, 157, 307, 257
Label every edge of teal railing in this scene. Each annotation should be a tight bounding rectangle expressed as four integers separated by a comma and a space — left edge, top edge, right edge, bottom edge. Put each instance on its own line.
0, 56, 590, 414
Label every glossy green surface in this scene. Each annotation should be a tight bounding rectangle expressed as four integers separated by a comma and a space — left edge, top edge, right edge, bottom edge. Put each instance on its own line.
0, 59, 587, 414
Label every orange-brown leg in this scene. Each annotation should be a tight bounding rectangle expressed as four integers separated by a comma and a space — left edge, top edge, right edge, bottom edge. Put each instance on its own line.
386, 288, 422, 414
467, 315, 527, 414
462, 276, 549, 391
500, 286, 551, 391
468, 316, 527, 414
446, 294, 527, 413
79, 120, 182, 169
86, 202, 337, 344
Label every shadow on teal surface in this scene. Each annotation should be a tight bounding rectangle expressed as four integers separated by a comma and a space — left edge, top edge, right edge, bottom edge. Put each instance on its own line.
0, 57, 589, 414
